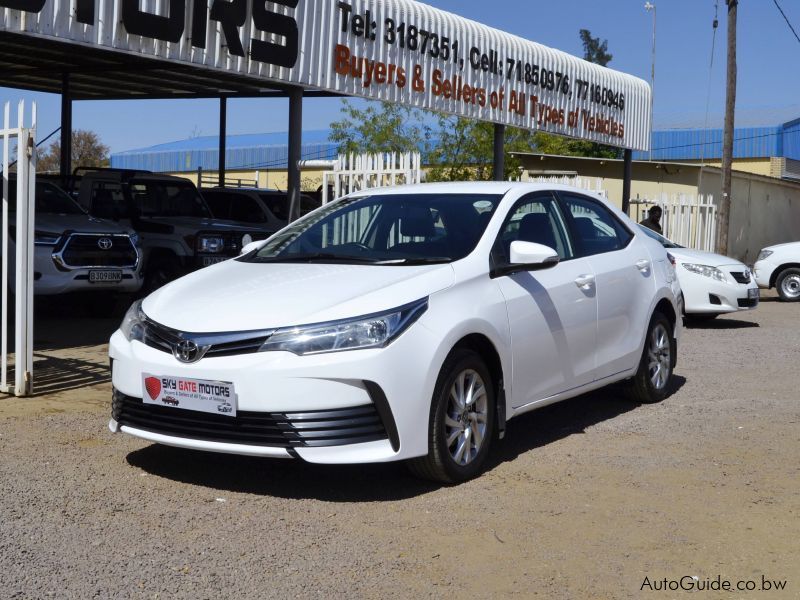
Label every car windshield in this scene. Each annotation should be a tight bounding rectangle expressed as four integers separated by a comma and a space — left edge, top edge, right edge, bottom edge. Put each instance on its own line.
129, 180, 211, 218
638, 224, 683, 248
245, 193, 503, 264
4, 181, 85, 214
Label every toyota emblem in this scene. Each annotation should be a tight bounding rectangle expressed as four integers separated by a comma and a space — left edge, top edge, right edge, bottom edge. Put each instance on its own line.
174, 339, 203, 363
97, 237, 113, 250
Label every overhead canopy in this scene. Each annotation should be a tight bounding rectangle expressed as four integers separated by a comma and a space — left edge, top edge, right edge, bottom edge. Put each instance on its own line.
1, 0, 651, 150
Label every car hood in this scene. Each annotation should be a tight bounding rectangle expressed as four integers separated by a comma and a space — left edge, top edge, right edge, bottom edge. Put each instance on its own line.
761, 241, 800, 254
36, 213, 133, 235
669, 248, 744, 268
142, 260, 455, 332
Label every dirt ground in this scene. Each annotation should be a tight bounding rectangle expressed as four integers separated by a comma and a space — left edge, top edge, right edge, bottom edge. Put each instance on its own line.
1, 292, 798, 599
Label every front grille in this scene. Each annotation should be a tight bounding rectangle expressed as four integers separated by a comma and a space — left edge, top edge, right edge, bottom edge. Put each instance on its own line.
141, 318, 271, 358
730, 271, 751, 284
112, 390, 389, 448
61, 234, 138, 268
738, 298, 758, 308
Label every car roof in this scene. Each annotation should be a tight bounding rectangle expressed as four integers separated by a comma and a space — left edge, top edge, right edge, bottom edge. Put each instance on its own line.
345, 181, 607, 197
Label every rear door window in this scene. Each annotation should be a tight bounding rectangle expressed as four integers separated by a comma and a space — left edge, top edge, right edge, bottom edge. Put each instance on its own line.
559, 193, 633, 256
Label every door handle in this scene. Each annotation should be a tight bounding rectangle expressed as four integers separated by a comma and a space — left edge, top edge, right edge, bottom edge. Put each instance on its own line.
635, 259, 651, 273
574, 274, 595, 290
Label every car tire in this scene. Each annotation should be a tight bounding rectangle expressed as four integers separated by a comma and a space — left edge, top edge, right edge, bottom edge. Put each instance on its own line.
144, 256, 182, 293
407, 348, 495, 484
625, 312, 675, 404
775, 268, 800, 302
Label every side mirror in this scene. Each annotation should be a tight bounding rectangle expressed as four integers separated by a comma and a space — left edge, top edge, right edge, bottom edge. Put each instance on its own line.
494, 241, 560, 277
240, 240, 266, 256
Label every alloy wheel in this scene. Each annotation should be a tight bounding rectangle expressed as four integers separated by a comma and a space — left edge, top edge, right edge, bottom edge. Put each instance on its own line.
780, 274, 800, 299
445, 369, 489, 466
647, 323, 671, 391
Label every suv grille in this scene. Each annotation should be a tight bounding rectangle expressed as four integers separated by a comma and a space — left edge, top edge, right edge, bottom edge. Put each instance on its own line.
730, 271, 751, 284
60, 234, 138, 268
112, 390, 389, 448
141, 318, 272, 359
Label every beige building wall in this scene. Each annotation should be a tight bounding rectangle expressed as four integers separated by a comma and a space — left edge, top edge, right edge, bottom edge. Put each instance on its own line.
169, 168, 327, 191
672, 157, 774, 178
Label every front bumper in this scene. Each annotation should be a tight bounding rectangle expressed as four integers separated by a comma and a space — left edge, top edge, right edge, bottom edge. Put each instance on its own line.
681, 274, 759, 314
34, 247, 143, 295
108, 319, 441, 464
753, 259, 776, 289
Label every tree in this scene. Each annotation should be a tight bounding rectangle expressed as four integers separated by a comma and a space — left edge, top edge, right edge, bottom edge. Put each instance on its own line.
426, 115, 536, 182
329, 100, 431, 155
579, 29, 613, 66
37, 130, 110, 173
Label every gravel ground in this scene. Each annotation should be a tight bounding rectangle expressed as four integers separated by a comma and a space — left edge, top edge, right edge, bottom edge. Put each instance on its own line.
1, 292, 798, 599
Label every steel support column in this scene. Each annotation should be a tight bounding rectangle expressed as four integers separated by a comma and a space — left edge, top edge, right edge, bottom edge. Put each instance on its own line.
493, 124, 505, 181
287, 88, 303, 222
218, 96, 227, 187
622, 149, 632, 216
60, 73, 72, 185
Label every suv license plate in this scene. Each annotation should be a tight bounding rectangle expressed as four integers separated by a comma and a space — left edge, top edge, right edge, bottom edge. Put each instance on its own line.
202, 256, 227, 266
89, 270, 122, 283
748, 288, 759, 299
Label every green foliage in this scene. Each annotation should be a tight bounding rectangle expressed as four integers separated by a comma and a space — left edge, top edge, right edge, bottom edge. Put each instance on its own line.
329, 100, 430, 155
579, 29, 613, 66
426, 114, 536, 182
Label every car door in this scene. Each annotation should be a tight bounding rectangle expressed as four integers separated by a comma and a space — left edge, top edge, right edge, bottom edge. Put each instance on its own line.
558, 193, 655, 381
492, 192, 598, 408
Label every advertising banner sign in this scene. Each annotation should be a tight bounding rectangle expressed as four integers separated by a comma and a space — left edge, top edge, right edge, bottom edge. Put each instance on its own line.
1, 0, 651, 149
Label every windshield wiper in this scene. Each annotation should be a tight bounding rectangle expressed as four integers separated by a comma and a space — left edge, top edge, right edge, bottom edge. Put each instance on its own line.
374, 257, 452, 265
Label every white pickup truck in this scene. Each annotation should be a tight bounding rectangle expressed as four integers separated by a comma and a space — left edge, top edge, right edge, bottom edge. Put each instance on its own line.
1, 178, 142, 304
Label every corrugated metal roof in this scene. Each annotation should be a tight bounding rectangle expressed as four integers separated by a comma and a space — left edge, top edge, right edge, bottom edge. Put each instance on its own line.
111, 130, 338, 172
634, 121, 800, 161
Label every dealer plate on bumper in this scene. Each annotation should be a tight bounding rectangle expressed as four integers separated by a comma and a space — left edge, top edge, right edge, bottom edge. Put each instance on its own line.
201, 256, 227, 266
748, 288, 760, 299
142, 374, 237, 416
89, 269, 122, 283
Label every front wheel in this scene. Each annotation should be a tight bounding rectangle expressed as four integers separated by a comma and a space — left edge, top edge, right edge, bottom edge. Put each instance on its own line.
776, 268, 800, 302
625, 312, 675, 404
407, 349, 495, 484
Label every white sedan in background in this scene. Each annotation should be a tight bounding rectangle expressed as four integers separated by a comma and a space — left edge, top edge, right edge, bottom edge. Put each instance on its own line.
754, 242, 800, 302
109, 183, 681, 483
639, 226, 759, 319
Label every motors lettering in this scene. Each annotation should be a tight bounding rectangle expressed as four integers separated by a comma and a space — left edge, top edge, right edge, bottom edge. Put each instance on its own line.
0, 0, 299, 68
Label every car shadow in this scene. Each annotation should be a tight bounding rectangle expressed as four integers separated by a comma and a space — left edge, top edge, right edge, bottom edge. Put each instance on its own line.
125, 376, 686, 502
683, 317, 759, 330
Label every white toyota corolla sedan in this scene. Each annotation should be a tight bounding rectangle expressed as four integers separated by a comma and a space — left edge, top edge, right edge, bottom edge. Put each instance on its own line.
638, 226, 759, 318
109, 183, 681, 483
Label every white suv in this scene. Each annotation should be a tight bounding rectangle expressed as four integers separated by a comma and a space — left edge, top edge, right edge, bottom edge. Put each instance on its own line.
109, 183, 681, 483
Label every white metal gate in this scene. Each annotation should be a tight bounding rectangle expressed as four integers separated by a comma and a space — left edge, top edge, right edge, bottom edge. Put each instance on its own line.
1, 101, 36, 396
631, 194, 717, 252
321, 152, 422, 204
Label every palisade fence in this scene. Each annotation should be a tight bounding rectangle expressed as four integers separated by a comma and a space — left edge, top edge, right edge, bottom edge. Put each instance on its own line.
529, 175, 717, 252
322, 152, 422, 205
1, 101, 37, 397
631, 194, 717, 252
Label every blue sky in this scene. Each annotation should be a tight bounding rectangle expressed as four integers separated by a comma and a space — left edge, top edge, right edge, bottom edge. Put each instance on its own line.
1, 0, 798, 153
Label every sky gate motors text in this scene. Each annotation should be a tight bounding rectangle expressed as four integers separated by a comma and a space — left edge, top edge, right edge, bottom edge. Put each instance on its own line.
0, 0, 300, 68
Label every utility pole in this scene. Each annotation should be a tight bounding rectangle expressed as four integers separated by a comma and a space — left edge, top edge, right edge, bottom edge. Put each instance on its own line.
717, 0, 737, 255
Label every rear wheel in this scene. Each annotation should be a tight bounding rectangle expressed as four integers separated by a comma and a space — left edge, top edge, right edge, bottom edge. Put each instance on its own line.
408, 349, 495, 484
776, 268, 800, 302
625, 312, 675, 404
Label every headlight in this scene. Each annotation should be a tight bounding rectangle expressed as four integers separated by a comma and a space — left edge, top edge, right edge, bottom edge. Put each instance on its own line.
197, 235, 225, 253
120, 300, 146, 342
682, 263, 727, 282
756, 249, 773, 261
259, 298, 428, 355
34, 230, 62, 246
